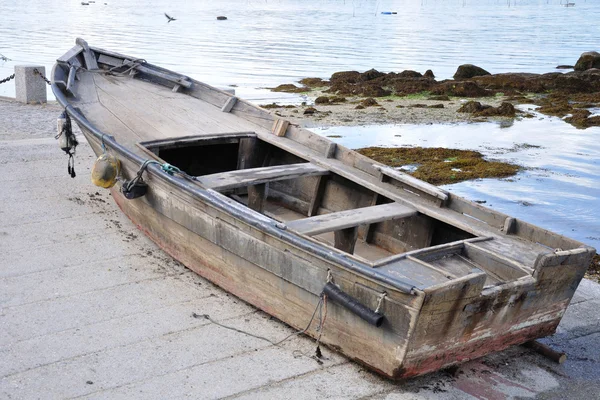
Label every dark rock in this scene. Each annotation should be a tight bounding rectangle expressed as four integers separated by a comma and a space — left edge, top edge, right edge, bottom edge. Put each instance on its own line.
361, 98, 379, 107
574, 51, 600, 71
360, 68, 386, 81
564, 109, 600, 129
457, 101, 484, 113
477, 102, 516, 117
424, 69, 435, 78
299, 77, 327, 87
271, 84, 306, 93
432, 81, 493, 97
216, 16, 227, 20
428, 104, 445, 109
392, 78, 435, 96
303, 107, 317, 115
408, 103, 428, 108
428, 95, 450, 101
398, 70, 423, 78
330, 71, 361, 84
472, 73, 546, 92
556, 65, 574, 69
360, 84, 391, 97
454, 64, 491, 80
355, 105, 365, 109
553, 73, 597, 93
496, 102, 516, 116
325, 81, 391, 97
314, 96, 330, 104
329, 96, 347, 103
458, 101, 515, 117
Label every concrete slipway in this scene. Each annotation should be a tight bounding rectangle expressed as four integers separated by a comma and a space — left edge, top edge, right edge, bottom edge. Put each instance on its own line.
1, 100, 599, 399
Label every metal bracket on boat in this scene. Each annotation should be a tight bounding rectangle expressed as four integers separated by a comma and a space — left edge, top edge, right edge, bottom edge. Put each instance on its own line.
322, 282, 385, 327
122, 160, 190, 199
122, 175, 149, 200
122, 160, 157, 199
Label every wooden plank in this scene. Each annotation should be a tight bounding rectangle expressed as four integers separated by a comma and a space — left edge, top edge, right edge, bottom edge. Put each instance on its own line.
407, 256, 458, 280
375, 258, 451, 289
448, 195, 509, 230
463, 242, 531, 281
424, 253, 485, 280
75, 38, 98, 70
57, 45, 83, 64
287, 203, 417, 236
98, 53, 193, 89
199, 163, 329, 191
230, 98, 275, 130
143, 133, 256, 152
221, 96, 238, 113
325, 142, 337, 158
66, 66, 77, 95
135, 63, 192, 88
247, 183, 268, 213
272, 119, 289, 137
52, 64, 68, 91
307, 176, 328, 217
91, 75, 247, 139
475, 237, 548, 268
334, 227, 359, 254
97, 75, 250, 133
97, 53, 123, 68
284, 125, 331, 156
375, 165, 448, 203
504, 217, 516, 234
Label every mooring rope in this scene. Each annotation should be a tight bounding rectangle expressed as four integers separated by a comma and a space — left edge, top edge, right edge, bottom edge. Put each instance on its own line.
192, 292, 329, 362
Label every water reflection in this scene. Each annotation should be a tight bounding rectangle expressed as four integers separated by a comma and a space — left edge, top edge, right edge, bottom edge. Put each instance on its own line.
313, 113, 600, 247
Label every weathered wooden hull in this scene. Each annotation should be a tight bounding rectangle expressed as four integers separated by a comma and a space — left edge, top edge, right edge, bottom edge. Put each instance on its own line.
52, 39, 595, 379
80, 127, 588, 379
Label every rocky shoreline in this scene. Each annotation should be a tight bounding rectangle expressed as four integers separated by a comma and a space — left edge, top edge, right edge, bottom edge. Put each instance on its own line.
264, 51, 600, 129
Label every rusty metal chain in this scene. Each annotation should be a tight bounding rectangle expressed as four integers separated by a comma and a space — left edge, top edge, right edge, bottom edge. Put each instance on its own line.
0, 73, 15, 84
33, 68, 51, 85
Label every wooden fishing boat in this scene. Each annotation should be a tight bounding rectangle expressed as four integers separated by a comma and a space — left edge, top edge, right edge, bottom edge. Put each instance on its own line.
51, 39, 595, 379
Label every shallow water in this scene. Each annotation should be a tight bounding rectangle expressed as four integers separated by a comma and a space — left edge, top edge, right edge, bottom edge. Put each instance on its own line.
0, 0, 598, 247
314, 108, 600, 247
1, 0, 600, 98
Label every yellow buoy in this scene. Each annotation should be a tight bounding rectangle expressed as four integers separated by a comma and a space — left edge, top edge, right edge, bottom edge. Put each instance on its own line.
91, 153, 120, 188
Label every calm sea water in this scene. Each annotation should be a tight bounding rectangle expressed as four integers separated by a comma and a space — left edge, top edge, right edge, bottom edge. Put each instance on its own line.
1, 0, 600, 97
0, 0, 598, 247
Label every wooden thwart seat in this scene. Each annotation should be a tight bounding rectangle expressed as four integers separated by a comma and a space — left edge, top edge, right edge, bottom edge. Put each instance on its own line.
287, 203, 417, 236
199, 162, 329, 191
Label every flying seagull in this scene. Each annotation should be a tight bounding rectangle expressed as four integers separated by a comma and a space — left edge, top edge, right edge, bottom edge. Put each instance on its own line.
164, 13, 176, 23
